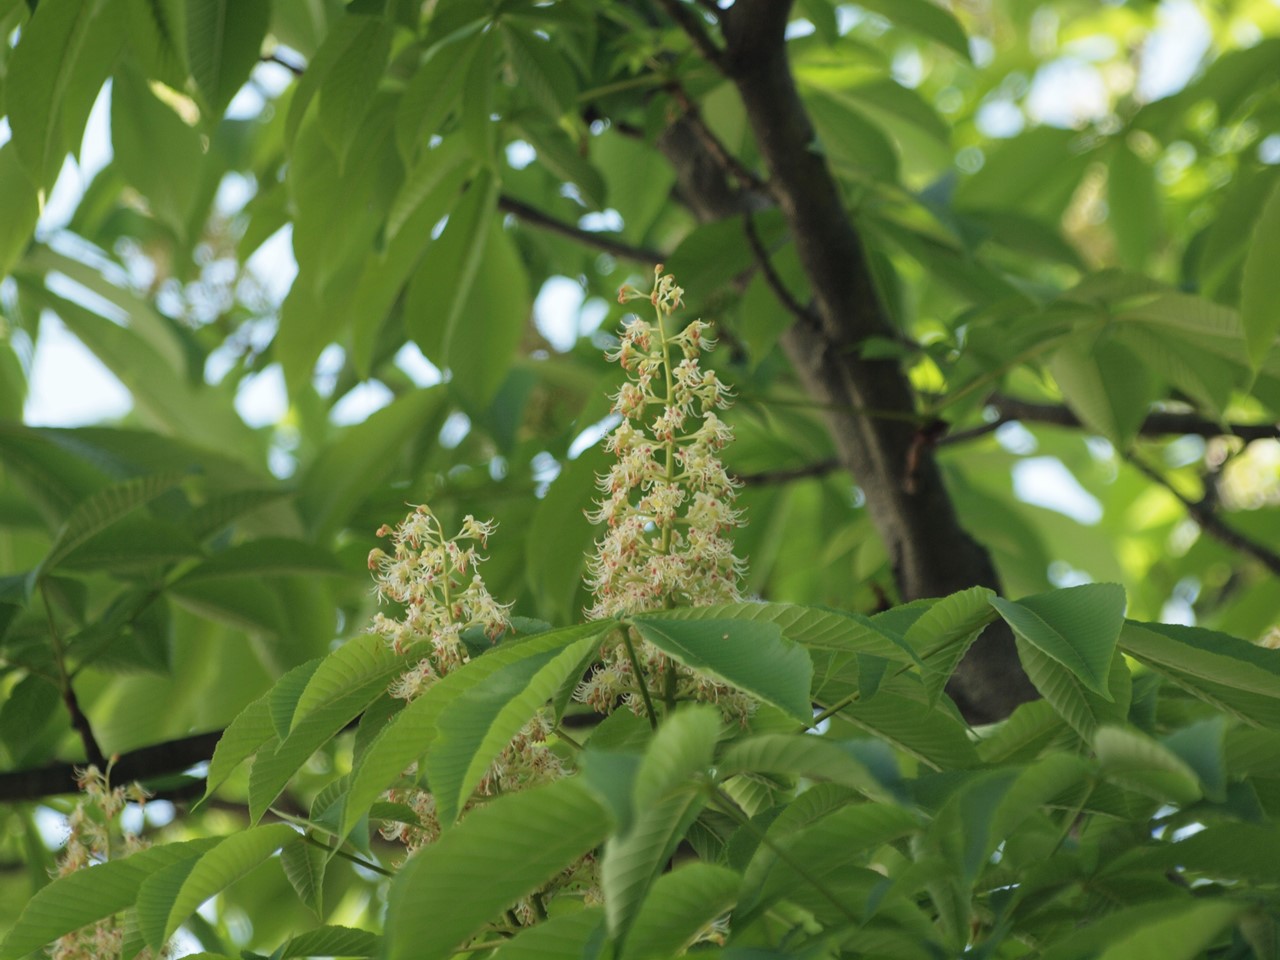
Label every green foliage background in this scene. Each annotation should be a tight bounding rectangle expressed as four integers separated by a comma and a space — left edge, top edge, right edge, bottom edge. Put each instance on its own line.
0, 0, 1278, 957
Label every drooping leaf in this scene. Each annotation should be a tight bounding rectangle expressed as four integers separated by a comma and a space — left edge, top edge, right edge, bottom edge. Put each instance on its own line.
905, 586, 997, 704
1241, 180, 1280, 368
383, 778, 613, 960
279, 839, 326, 918
185, 0, 271, 121
620, 863, 739, 960
427, 623, 610, 824
0, 839, 219, 960
1016, 637, 1131, 739
991, 584, 1126, 698
630, 616, 814, 721
715, 735, 891, 801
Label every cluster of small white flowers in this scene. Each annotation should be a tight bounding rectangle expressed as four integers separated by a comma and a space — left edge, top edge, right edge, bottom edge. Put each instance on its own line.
367, 507, 567, 860
51, 767, 165, 960
368, 507, 512, 673
579, 267, 753, 725
585, 268, 745, 619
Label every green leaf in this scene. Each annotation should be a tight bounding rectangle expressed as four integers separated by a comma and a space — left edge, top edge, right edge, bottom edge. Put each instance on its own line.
0, 839, 219, 960
487, 909, 605, 960
176, 538, 346, 583
1119, 621, 1280, 700
1096, 900, 1244, 960
279, 839, 326, 917
991, 584, 1125, 698
1018, 638, 1131, 739
405, 168, 500, 364
630, 616, 814, 721
111, 65, 205, 235
291, 634, 403, 730
905, 586, 997, 704
621, 863, 739, 960
296, 387, 446, 539
1095, 726, 1202, 804
0, 145, 40, 278
248, 663, 404, 823
394, 30, 484, 161
839, 691, 980, 770
145, 824, 298, 946
1241, 177, 1280, 367
39, 471, 188, 576
446, 221, 532, 408
6, 0, 125, 188
853, 0, 970, 58
383, 778, 613, 960
1048, 334, 1154, 447
276, 925, 379, 958
805, 88, 899, 182
317, 17, 392, 171
198, 679, 287, 806
715, 735, 890, 800
602, 707, 720, 946
1107, 142, 1162, 271
428, 623, 610, 824
502, 25, 577, 119
185, 0, 271, 121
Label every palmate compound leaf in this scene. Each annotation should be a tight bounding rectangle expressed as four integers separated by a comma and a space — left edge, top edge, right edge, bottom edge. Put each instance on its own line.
601, 707, 722, 949
991, 583, 1126, 698
427, 623, 609, 825
629, 616, 814, 721
135, 824, 299, 948
0, 839, 220, 960
383, 777, 614, 960
339, 622, 613, 840
904, 586, 997, 704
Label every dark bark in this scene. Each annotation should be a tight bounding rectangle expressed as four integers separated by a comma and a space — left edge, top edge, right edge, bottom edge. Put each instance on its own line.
655, 0, 1038, 721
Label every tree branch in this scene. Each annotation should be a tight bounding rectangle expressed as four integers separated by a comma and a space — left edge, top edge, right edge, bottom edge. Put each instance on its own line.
498, 194, 663, 264
1124, 456, 1280, 575
739, 458, 841, 486
0, 730, 223, 804
988, 396, 1279, 443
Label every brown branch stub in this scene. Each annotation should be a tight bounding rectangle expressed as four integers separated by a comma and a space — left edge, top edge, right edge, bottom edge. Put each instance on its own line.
498, 194, 663, 264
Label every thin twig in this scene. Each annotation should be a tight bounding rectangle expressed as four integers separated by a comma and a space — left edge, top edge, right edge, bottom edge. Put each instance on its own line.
1125, 455, 1280, 575
741, 210, 814, 324
497, 194, 663, 264
260, 51, 305, 76
40, 583, 106, 770
668, 83, 771, 196
654, 0, 726, 68
988, 396, 1279, 444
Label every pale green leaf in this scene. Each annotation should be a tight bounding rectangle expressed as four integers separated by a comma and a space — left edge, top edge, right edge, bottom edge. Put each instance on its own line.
905, 586, 997, 704
487, 909, 605, 960
631, 616, 814, 721
428, 623, 610, 824
991, 584, 1126, 698
157, 824, 298, 944
1095, 726, 1202, 804
1017, 638, 1131, 739
383, 778, 612, 960
185, 0, 270, 120
1097, 900, 1244, 960
279, 840, 326, 918
277, 924, 379, 958
621, 863, 739, 960
0, 145, 40, 278
291, 634, 403, 730
0, 840, 218, 960
1241, 180, 1280, 368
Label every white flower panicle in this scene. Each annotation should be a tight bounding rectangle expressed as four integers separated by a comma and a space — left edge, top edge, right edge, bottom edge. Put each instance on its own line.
585, 267, 746, 621
51, 766, 164, 960
368, 506, 512, 685
366, 506, 567, 861
579, 267, 753, 725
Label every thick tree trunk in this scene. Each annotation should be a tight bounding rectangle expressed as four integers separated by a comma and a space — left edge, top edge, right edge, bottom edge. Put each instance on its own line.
656, 0, 1037, 723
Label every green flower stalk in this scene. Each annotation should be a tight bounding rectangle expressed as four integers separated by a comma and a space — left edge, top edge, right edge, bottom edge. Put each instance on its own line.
580, 267, 751, 722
